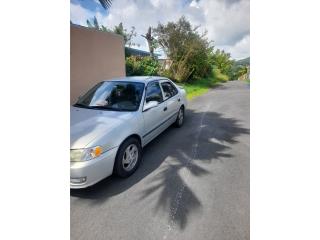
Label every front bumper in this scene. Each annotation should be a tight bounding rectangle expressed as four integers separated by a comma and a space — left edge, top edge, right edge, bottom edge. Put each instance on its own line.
70, 147, 118, 189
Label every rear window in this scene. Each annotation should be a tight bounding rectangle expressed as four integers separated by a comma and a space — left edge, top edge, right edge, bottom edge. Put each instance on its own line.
161, 82, 178, 99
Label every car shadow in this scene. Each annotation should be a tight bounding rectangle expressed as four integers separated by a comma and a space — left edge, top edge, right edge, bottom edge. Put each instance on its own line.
71, 108, 249, 230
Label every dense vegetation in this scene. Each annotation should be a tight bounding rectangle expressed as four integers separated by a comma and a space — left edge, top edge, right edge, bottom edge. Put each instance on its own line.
126, 56, 160, 76
152, 17, 213, 82
85, 16, 249, 98
231, 57, 250, 81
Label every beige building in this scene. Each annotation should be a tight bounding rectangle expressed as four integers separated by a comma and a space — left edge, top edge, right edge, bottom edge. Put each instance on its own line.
158, 58, 172, 70
70, 25, 126, 104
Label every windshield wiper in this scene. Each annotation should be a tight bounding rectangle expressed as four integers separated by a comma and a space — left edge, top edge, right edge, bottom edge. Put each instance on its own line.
74, 104, 133, 111
73, 103, 90, 108
89, 106, 130, 112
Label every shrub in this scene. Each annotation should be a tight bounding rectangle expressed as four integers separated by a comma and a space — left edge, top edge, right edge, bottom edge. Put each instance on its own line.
210, 49, 234, 79
158, 68, 173, 79
212, 68, 229, 83
126, 56, 160, 76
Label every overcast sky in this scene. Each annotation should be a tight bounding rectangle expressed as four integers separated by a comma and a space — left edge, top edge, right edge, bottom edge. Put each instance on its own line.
70, 0, 250, 60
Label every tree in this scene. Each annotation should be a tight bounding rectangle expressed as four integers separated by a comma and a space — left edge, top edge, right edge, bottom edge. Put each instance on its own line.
86, 19, 93, 28
86, 16, 109, 31
141, 27, 158, 58
153, 16, 213, 82
237, 65, 248, 76
113, 23, 138, 47
86, 19, 138, 47
210, 49, 235, 78
93, 16, 100, 30
232, 65, 249, 80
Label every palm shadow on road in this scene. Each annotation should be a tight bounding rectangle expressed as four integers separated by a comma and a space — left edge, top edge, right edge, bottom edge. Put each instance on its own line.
71, 108, 249, 230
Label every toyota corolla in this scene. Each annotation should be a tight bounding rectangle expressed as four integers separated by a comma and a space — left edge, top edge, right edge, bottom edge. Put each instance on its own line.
70, 76, 187, 188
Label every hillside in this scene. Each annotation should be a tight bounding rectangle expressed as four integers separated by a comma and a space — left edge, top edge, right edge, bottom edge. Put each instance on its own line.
235, 57, 250, 66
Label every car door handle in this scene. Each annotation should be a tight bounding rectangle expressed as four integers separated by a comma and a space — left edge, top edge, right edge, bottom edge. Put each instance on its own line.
163, 107, 167, 111
178, 98, 181, 102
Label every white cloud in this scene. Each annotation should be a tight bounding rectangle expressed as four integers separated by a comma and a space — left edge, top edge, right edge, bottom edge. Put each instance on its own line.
150, 0, 161, 8
198, 0, 250, 46
190, 0, 200, 9
70, 3, 94, 26
218, 34, 250, 60
70, 0, 250, 59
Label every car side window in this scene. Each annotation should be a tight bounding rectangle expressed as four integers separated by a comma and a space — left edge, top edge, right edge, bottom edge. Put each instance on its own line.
161, 82, 178, 99
145, 81, 163, 103
170, 82, 178, 96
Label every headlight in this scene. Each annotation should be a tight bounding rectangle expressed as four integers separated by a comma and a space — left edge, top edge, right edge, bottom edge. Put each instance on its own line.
70, 146, 103, 162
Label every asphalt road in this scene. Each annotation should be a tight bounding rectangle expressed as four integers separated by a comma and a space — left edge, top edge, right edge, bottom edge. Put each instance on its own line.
71, 80, 250, 240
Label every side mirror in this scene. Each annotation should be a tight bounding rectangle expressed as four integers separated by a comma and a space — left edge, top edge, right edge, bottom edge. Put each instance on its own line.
143, 101, 158, 111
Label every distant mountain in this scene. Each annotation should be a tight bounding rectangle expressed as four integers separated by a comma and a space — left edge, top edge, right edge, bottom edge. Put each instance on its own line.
235, 57, 250, 66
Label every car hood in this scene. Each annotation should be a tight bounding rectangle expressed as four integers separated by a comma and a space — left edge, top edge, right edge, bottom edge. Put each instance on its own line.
70, 106, 134, 149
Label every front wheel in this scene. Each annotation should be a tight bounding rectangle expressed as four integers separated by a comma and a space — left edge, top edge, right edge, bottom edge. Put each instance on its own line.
114, 137, 142, 178
174, 106, 184, 128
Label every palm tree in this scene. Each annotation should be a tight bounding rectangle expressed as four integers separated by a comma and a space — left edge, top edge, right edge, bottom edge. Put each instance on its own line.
141, 27, 157, 58
98, 0, 112, 10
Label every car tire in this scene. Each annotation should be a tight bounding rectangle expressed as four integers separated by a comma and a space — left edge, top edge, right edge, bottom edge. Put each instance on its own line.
174, 106, 185, 128
114, 137, 142, 178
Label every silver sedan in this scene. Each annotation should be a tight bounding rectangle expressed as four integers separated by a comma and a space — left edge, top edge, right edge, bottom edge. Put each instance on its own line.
70, 76, 187, 188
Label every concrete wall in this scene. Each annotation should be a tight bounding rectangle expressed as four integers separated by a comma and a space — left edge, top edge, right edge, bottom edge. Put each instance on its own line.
70, 25, 126, 104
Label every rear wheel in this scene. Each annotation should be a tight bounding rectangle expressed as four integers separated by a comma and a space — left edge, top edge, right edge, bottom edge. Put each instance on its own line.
175, 106, 184, 128
114, 137, 142, 178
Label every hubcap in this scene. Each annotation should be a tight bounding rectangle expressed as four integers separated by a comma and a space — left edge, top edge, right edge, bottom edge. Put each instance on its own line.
178, 109, 184, 125
122, 144, 139, 171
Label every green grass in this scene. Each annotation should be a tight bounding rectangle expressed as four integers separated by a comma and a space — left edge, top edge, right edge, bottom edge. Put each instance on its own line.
179, 77, 221, 100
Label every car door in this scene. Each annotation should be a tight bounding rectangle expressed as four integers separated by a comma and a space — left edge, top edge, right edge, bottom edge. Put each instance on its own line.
142, 81, 167, 144
160, 80, 180, 121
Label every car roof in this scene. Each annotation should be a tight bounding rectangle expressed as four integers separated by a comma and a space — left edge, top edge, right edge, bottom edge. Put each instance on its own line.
102, 76, 169, 84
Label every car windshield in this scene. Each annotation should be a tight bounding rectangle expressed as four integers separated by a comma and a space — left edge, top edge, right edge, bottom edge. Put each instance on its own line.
74, 81, 145, 111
